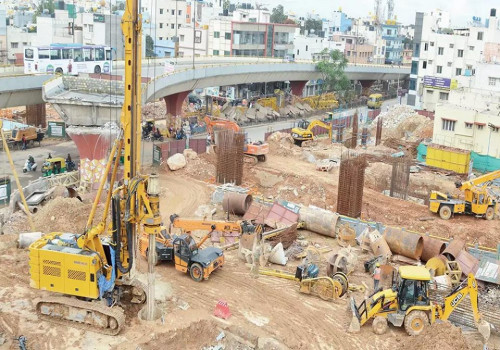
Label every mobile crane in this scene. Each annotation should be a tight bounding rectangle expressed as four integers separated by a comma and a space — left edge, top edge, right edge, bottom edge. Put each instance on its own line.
204, 116, 269, 163
429, 169, 500, 220
350, 266, 491, 339
291, 119, 332, 146
28, 0, 162, 334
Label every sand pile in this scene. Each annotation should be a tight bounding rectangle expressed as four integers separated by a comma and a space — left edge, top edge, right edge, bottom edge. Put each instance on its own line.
400, 321, 472, 350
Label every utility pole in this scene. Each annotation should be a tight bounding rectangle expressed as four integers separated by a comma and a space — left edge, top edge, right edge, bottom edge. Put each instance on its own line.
192, 1, 196, 69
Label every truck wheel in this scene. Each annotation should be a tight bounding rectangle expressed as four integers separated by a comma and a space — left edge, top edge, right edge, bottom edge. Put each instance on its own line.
372, 316, 388, 335
485, 207, 495, 220
404, 310, 428, 336
190, 263, 204, 282
439, 205, 452, 220
55, 68, 63, 75
94, 65, 101, 74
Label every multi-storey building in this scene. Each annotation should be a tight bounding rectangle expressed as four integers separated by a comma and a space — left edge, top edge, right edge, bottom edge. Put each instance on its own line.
322, 10, 352, 39
382, 21, 404, 64
408, 8, 500, 111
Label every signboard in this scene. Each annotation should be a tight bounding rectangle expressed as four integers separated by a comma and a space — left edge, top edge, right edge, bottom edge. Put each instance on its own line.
67, 4, 77, 19
205, 86, 220, 97
48, 121, 66, 138
93, 14, 105, 23
226, 87, 235, 100
423, 76, 451, 90
153, 144, 161, 165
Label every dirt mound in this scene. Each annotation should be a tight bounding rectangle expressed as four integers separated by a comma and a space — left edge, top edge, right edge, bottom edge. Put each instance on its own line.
400, 321, 472, 350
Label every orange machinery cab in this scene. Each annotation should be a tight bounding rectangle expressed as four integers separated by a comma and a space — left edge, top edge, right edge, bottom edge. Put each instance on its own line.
172, 234, 225, 281
138, 227, 174, 262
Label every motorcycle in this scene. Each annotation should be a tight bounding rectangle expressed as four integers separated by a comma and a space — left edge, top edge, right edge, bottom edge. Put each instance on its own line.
23, 160, 37, 173
66, 160, 77, 172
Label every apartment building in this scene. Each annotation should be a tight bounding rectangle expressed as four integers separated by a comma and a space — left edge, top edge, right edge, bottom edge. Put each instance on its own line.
408, 9, 500, 110
382, 21, 404, 64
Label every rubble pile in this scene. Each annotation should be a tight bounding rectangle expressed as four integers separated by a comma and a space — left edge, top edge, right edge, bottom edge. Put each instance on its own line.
373, 105, 420, 128
400, 321, 471, 350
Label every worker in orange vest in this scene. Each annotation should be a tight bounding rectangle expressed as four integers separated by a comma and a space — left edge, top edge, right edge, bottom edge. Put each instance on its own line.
373, 262, 381, 291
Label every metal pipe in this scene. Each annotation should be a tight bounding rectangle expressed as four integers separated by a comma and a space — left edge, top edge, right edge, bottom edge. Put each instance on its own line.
146, 233, 155, 321
101, 139, 123, 226
0, 123, 35, 231
421, 236, 446, 262
222, 192, 253, 215
383, 227, 424, 260
442, 239, 465, 261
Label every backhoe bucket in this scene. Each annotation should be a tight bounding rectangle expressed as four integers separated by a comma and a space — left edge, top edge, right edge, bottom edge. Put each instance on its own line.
477, 319, 492, 342
348, 297, 361, 333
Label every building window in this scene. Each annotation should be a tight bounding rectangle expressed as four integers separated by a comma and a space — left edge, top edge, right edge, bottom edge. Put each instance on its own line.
89, 25, 93, 33
424, 43, 428, 51
387, 29, 392, 35
428, 60, 433, 65
449, 43, 454, 48
465, 123, 473, 129
456, 68, 462, 76
439, 92, 449, 100
411, 61, 418, 74
493, 127, 499, 133
159, 23, 163, 28
160, 8, 163, 14
477, 124, 484, 130
178, 10, 182, 16
11, 42, 18, 49
213, 50, 219, 55
469, 46, 474, 51
409, 78, 416, 91
180, 35, 184, 41
422, 61, 427, 69
225, 32, 231, 40
442, 119, 456, 131
224, 50, 230, 56
458, 49, 464, 57
430, 42, 434, 46
171, 24, 175, 29
306, 45, 308, 51
178, 24, 181, 29
159, 37, 163, 40
447, 62, 452, 67
477, 32, 483, 40
489, 77, 497, 86
171, 9, 175, 15
438, 47, 444, 55
437, 65, 442, 73
214, 31, 220, 38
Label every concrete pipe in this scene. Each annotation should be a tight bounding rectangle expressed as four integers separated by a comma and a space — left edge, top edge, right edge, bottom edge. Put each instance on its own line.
442, 239, 465, 261
222, 192, 253, 215
18, 232, 43, 249
383, 227, 424, 260
421, 236, 446, 262
298, 206, 338, 237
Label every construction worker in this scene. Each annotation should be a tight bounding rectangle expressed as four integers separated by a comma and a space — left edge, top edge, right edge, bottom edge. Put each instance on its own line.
373, 262, 381, 291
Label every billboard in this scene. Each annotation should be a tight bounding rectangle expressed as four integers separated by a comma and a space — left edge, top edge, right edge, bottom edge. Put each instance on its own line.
423, 76, 451, 90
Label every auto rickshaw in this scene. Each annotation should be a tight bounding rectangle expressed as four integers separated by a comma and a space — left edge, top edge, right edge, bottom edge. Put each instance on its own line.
41, 157, 67, 177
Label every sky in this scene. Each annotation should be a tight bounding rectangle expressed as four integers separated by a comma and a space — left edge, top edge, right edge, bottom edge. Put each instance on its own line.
260, 0, 499, 26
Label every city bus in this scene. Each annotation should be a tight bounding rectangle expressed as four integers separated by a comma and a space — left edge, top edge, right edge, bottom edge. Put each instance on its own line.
24, 44, 113, 75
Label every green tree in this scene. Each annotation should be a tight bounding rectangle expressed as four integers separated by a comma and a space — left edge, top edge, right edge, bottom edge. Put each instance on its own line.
32, 0, 55, 24
145, 35, 156, 57
271, 5, 287, 24
316, 49, 351, 93
303, 18, 323, 35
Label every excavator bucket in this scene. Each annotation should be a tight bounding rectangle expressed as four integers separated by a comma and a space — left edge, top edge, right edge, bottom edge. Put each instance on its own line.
348, 297, 361, 333
477, 319, 492, 342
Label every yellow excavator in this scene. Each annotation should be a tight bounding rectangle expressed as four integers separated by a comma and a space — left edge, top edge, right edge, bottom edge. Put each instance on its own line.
291, 119, 332, 146
429, 169, 500, 220
350, 266, 490, 338
28, 0, 164, 334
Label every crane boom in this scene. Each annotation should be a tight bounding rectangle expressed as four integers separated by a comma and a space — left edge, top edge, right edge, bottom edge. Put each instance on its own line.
458, 170, 500, 191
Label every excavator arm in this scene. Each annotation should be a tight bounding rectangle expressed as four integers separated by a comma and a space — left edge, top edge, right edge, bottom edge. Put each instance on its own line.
204, 116, 240, 141
306, 120, 333, 140
439, 273, 481, 323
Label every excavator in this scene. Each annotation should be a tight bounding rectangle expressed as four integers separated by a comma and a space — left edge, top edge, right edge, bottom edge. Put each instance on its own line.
429, 169, 500, 220
28, 0, 164, 334
291, 119, 332, 146
204, 116, 269, 163
350, 266, 491, 338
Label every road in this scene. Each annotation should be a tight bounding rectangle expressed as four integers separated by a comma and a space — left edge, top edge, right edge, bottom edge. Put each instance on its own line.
2, 97, 401, 189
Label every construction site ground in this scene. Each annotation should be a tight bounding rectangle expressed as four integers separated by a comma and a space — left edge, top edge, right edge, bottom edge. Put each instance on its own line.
2, 132, 500, 349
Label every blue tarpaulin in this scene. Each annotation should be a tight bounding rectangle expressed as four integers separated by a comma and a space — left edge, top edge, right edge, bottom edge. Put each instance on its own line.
98, 248, 116, 299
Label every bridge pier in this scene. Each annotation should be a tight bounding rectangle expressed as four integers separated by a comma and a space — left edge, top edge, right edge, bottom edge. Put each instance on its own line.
25, 104, 46, 128
164, 91, 190, 117
66, 126, 119, 191
358, 80, 376, 96
289, 81, 308, 96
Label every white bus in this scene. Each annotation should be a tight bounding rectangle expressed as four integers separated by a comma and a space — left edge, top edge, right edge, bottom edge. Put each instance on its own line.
24, 44, 113, 75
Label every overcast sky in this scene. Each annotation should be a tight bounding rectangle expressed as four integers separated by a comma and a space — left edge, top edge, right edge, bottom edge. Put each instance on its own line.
261, 0, 499, 26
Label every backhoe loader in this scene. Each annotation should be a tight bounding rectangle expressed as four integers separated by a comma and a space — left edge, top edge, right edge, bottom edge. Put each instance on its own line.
429, 169, 500, 220
290, 119, 332, 146
350, 266, 491, 339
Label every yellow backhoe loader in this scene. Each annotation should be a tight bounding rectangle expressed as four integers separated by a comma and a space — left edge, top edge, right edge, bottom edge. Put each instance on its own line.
350, 266, 491, 339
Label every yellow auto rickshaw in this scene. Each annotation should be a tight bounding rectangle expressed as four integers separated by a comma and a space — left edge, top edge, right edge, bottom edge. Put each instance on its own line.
367, 93, 383, 109
41, 157, 66, 177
